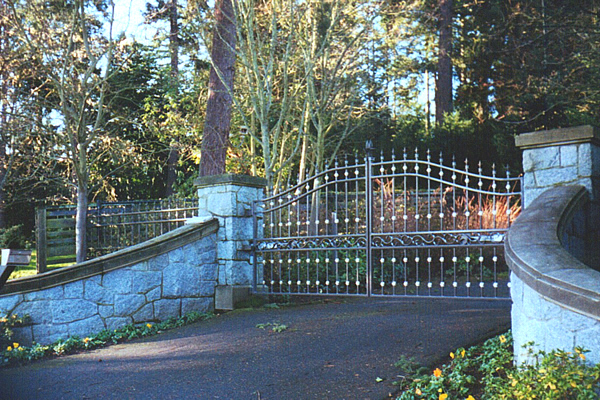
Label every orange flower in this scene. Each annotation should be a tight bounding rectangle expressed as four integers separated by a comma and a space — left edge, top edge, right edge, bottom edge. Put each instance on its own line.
415, 388, 422, 396
83, 337, 90, 344
433, 368, 442, 378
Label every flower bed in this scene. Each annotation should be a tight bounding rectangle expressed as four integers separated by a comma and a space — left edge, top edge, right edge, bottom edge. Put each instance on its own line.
1, 311, 212, 367
395, 331, 600, 400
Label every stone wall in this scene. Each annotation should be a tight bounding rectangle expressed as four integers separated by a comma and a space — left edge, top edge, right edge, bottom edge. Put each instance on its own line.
509, 126, 600, 365
510, 267, 600, 365
0, 220, 218, 346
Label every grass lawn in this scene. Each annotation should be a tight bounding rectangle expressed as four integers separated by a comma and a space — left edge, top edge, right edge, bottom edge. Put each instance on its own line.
7, 251, 74, 280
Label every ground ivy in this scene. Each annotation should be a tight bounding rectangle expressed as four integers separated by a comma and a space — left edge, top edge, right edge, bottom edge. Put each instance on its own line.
1, 311, 213, 367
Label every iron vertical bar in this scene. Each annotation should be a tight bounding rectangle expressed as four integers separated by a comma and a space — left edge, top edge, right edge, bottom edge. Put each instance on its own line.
252, 200, 258, 293
379, 152, 385, 294
365, 142, 374, 297
415, 149, 420, 295
427, 150, 432, 294
354, 158, 360, 294
403, 149, 408, 294
391, 150, 397, 295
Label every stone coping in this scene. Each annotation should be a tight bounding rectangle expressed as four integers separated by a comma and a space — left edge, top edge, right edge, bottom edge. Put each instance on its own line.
515, 125, 600, 149
0, 218, 219, 296
505, 185, 600, 320
194, 174, 268, 189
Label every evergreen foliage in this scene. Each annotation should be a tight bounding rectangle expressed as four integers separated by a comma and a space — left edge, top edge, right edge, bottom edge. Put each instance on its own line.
2, 0, 600, 236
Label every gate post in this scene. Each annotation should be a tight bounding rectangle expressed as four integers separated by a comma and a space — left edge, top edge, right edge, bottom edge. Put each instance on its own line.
516, 125, 600, 208
515, 125, 600, 266
511, 125, 600, 363
193, 174, 267, 310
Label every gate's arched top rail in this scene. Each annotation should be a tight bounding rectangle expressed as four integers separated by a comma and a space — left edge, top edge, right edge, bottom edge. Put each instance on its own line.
258, 149, 521, 217
253, 147, 522, 299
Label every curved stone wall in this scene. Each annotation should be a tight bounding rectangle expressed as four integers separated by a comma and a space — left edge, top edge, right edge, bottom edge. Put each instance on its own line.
506, 185, 600, 364
0, 219, 219, 346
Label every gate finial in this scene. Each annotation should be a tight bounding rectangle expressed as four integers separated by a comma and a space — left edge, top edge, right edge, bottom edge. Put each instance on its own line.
365, 140, 375, 159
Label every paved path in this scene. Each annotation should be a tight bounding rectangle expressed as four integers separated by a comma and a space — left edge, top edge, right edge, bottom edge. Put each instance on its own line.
0, 297, 510, 400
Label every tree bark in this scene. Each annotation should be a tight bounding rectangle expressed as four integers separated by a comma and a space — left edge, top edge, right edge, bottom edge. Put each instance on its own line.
199, 0, 237, 177
75, 180, 88, 263
165, 0, 179, 196
169, 0, 179, 83
165, 143, 179, 196
435, 0, 453, 125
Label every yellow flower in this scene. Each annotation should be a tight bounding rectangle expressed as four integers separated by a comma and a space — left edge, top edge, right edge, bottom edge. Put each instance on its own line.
450, 352, 455, 359
570, 382, 577, 388
433, 368, 442, 378
6, 346, 12, 352
579, 353, 586, 361
499, 335, 506, 343
12, 342, 19, 349
439, 393, 448, 400
467, 396, 476, 400
415, 388, 422, 396
461, 349, 466, 357
146, 323, 153, 329
83, 337, 90, 344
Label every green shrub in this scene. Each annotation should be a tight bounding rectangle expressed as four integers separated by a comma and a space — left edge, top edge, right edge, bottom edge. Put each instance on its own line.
488, 346, 600, 400
396, 331, 600, 400
0, 225, 29, 249
1, 311, 212, 367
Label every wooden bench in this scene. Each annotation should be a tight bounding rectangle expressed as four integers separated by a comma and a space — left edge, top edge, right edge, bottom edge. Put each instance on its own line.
0, 249, 32, 289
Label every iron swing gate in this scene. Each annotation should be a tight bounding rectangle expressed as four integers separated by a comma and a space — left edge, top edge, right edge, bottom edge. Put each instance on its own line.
252, 147, 521, 299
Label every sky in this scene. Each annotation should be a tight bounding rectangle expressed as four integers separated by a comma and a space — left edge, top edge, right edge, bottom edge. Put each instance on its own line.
111, 0, 158, 43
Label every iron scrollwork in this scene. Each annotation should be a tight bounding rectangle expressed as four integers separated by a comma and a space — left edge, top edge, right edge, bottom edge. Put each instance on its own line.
257, 235, 367, 251
371, 231, 506, 248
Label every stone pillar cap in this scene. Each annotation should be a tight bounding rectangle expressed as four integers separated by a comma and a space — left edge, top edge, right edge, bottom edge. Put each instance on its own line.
516, 125, 600, 149
194, 174, 268, 189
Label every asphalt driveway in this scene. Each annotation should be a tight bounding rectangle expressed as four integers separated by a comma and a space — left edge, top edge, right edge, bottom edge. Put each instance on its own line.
0, 297, 510, 400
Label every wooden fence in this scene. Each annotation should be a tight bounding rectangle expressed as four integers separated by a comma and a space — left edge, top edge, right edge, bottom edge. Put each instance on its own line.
35, 199, 198, 273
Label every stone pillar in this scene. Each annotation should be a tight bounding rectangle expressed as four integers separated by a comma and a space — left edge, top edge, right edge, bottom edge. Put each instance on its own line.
193, 174, 267, 310
516, 125, 600, 267
511, 125, 600, 363
516, 125, 600, 208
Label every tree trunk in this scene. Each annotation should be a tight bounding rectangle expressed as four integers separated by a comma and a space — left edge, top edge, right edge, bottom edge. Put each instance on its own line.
75, 181, 88, 263
199, 0, 237, 177
165, 0, 179, 196
169, 0, 179, 83
435, 0, 453, 125
165, 143, 179, 196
